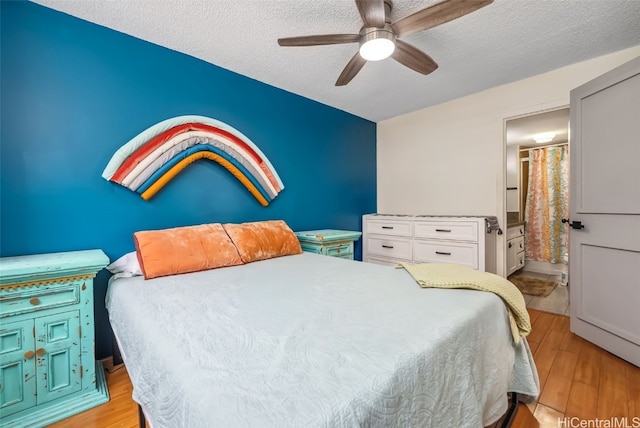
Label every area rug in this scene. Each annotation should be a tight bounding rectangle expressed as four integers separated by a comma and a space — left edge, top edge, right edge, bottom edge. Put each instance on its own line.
508, 274, 558, 297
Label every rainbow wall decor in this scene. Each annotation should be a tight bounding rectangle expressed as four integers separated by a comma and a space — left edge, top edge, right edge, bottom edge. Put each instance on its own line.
102, 116, 284, 206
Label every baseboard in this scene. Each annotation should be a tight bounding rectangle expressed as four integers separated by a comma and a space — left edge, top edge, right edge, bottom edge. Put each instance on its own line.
523, 260, 566, 277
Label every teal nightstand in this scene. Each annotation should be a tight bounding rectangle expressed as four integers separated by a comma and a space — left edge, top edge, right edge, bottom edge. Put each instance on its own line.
294, 229, 362, 260
0, 249, 110, 427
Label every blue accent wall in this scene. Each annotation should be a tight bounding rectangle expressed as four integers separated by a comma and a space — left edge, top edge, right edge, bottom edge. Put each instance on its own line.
0, 2, 376, 358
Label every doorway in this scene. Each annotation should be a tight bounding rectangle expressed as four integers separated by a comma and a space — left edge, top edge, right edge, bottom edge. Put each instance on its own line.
505, 107, 570, 315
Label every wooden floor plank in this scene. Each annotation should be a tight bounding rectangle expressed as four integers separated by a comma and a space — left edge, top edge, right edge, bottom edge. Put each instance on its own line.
573, 339, 601, 387
533, 403, 564, 428
538, 373, 572, 413
533, 329, 564, 373
627, 363, 640, 419
549, 315, 569, 333
513, 404, 539, 428
528, 308, 542, 326
558, 329, 582, 355
527, 311, 554, 344
597, 352, 630, 419
48, 367, 139, 428
548, 350, 577, 380
564, 381, 598, 420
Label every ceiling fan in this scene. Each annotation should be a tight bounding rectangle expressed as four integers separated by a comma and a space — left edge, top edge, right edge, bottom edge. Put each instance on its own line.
278, 0, 494, 86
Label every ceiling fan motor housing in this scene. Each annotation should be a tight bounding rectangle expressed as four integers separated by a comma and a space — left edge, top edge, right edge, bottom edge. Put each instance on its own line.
359, 24, 396, 61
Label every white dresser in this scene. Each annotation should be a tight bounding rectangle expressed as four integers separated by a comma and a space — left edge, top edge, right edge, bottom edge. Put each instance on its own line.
506, 224, 525, 276
363, 214, 496, 273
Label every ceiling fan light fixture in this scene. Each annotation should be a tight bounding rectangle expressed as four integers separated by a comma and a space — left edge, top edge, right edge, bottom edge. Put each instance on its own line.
532, 132, 556, 144
359, 26, 396, 61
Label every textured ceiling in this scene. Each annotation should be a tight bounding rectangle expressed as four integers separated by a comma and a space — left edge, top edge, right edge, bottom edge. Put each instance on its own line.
32, 0, 640, 122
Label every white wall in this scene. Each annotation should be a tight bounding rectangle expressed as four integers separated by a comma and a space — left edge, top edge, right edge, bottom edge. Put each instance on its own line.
505, 144, 519, 213
377, 45, 640, 276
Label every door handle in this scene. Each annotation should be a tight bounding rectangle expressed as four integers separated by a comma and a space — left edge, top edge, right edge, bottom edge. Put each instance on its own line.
562, 219, 585, 230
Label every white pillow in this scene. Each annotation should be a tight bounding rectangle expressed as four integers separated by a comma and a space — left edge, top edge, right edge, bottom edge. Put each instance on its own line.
106, 251, 143, 278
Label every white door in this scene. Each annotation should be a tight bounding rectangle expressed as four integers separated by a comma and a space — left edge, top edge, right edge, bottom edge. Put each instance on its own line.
569, 57, 640, 367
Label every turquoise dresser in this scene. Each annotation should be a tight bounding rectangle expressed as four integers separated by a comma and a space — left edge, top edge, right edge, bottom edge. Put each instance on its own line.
0, 249, 110, 427
295, 229, 362, 260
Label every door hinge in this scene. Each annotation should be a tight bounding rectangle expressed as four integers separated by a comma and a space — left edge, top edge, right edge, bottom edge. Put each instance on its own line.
33, 326, 36, 337
78, 326, 82, 338
80, 365, 83, 378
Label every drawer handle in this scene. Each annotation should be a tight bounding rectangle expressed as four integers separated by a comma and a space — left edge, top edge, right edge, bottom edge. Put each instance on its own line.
435, 251, 451, 256
381, 226, 394, 229
35, 348, 46, 356
382, 245, 394, 249
29, 297, 40, 305
508, 242, 512, 248
435, 229, 451, 233
520, 229, 524, 234
519, 243, 523, 249
24, 350, 35, 360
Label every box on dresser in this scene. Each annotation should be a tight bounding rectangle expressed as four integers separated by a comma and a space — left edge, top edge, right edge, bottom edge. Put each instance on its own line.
363, 214, 496, 273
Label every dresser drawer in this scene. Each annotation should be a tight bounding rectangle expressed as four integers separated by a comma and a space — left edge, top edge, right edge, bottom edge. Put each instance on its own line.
413, 241, 479, 269
0, 284, 80, 318
509, 236, 525, 253
517, 251, 525, 270
506, 225, 525, 240
365, 219, 413, 237
301, 241, 354, 257
325, 242, 353, 257
414, 221, 478, 242
366, 237, 412, 260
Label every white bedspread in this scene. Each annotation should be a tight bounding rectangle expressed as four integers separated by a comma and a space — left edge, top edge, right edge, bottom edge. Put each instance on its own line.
106, 253, 539, 428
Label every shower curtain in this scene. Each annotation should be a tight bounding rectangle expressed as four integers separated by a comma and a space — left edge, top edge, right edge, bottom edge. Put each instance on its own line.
524, 145, 569, 264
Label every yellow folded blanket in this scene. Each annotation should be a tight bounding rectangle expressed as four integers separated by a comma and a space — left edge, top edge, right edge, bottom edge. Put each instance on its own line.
398, 263, 531, 344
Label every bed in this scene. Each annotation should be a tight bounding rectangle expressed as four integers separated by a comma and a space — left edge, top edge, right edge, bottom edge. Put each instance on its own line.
106, 250, 539, 428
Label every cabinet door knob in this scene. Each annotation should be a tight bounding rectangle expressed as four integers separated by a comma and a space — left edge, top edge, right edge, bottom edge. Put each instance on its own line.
24, 350, 35, 360
35, 348, 46, 356
29, 297, 40, 305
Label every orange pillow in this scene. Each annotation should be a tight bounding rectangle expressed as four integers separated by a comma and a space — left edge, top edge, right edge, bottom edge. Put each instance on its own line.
223, 220, 302, 263
134, 223, 243, 279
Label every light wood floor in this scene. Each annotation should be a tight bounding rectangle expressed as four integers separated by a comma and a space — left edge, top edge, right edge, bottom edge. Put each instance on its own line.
50, 309, 639, 428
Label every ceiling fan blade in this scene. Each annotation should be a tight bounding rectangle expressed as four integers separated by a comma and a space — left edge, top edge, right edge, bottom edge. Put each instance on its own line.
392, 0, 493, 38
336, 52, 367, 86
278, 34, 360, 47
356, 0, 386, 28
391, 40, 438, 75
